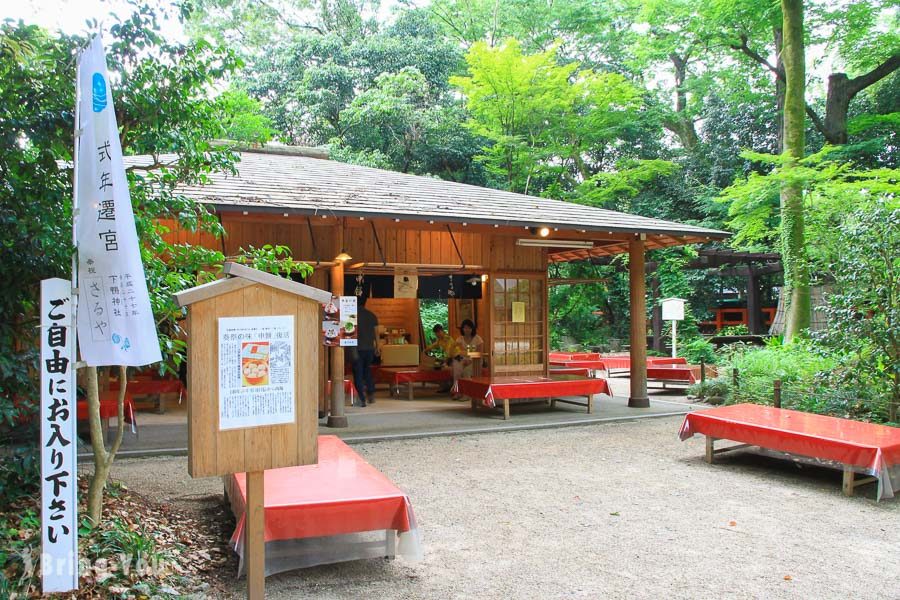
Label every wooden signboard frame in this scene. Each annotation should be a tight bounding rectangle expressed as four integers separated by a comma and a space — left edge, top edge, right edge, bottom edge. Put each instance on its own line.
174, 262, 331, 599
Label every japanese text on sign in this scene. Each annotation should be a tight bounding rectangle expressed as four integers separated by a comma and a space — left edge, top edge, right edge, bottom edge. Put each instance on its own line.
40, 278, 78, 593
218, 316, 296, 430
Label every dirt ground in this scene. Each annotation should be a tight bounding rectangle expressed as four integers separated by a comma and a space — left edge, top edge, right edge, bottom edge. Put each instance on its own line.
110, 416, 900, 600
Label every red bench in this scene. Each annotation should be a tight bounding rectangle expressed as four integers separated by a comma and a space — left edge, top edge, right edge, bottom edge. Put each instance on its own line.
457, 375, 611, 420
376, 367, 453, 400
680, 403, 900, 500
225, 435, 422, 575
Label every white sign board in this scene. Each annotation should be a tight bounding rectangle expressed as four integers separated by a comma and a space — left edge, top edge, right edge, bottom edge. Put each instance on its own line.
75, 36, 161, 367
40, 278, 78, 593
394, 268, 418, 299
217, 315, 295, 430
661, 298, 686, 321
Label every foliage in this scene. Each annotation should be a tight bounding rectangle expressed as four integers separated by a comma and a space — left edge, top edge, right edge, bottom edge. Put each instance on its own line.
813, 203, 900, 422
0, 22, 76, 428
718, 324, 750, 336
213, 88, 275, 144
451, 39, 655, 197
681, 338, 717, 365
687, 376, 732, 402
419, 300, 448, 346
0, 445, 39, 506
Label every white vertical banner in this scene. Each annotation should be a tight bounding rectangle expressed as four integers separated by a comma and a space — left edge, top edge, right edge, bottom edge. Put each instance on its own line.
40, 278, 79, 593
75, 36, 161, 366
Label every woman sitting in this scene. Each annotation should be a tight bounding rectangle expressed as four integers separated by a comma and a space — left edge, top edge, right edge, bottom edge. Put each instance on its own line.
455, 319, 484, 379
424, 324, 466, 398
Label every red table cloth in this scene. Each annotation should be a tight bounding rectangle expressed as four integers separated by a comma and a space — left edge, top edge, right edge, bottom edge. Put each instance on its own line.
376, 367, 452, 386
549, 367, 592, 377
646, 364, 697, 384
549, 358, 607, 370
226, 435, 422, 574
457, 376, 611, 408
680, 403, 900, 500
598, 356, 687, 372
76, 392, 137, 433
549, 352, 601, 361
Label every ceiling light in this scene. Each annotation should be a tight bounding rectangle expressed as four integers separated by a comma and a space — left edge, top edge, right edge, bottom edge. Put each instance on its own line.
334, 249, 352, 262
538, 227, 550, 237
516, 239, 594, 249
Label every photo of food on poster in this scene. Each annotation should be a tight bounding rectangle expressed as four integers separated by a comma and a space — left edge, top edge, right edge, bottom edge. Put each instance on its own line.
322, 295, 358, 347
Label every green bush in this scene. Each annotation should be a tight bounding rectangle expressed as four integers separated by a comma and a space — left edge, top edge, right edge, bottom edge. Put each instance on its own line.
680, 337, 718, 365
721, 342, 893, 423
687, 376, 731, 403
718, 324, 750, 336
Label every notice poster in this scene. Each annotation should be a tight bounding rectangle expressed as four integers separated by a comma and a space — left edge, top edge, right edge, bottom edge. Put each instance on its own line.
217, 315, 295, 430
512, 301, 526, 323
322, 295, 358, 347
394, 268, 418, 298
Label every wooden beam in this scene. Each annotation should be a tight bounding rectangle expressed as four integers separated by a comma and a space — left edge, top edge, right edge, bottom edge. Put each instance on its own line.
548, 278, 610, 286
629, 238, 649, 408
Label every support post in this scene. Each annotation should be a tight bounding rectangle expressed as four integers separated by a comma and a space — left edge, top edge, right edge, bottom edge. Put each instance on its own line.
699, 358, 706, 401
246, 471, 265, 600
747, 268, 762, 334
628, 238, 649, 407
651, 277, 663, 353
773, 379, 782, 408
327, 229, 348, 428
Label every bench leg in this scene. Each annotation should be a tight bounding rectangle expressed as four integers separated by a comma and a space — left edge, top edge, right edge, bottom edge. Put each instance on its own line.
408, 383, 414, 401
843, 467, 855, 497
385, 529, 397, 559
587, 394, 593, 414
503, 399, 510, 420
549, 398, 556, 409
705, 436, 715, 464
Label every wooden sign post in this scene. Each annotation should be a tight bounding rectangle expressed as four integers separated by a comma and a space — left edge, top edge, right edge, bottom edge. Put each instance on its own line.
175, 262, 331, 599
661, 297, 686, 358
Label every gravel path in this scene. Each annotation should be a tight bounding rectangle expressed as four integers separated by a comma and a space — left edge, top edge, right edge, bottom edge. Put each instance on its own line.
110, 416, 900, 599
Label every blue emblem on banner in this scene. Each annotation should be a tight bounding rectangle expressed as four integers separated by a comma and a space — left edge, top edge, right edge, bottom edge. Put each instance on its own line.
91, 73, 107, 112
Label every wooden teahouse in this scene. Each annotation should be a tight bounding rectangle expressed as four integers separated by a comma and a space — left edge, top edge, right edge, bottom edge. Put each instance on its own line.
146, 146, 728, 425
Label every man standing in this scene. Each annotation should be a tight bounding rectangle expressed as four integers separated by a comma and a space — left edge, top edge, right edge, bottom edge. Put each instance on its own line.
352, 295, 378, 406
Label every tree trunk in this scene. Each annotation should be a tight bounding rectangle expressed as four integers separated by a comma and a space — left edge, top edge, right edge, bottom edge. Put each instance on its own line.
780, 0, 810, 343
664, 53, 699, 151
824, 73, 852, 145
774, 26, 785, 152
86, 365, 128, 524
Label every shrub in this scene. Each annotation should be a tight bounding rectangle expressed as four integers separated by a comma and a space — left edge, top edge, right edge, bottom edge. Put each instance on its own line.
680, 337, 718, 365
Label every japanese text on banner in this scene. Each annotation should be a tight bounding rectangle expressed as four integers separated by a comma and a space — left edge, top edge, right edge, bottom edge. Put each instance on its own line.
75, 36, 161, 366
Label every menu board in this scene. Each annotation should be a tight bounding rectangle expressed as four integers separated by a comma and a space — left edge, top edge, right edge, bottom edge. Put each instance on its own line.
217, 315, 295, 430
322, 295, 358, 347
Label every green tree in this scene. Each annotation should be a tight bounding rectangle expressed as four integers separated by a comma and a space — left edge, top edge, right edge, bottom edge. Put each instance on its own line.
0, 6, 311, 523
779, 0, 809, 342
451, 39, 657, 197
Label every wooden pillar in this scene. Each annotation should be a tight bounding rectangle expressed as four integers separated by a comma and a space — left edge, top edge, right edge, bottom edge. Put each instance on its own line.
629, 238, 649, 408
327, 226, 348, 428
246, 470, 265, 599
746, 268, 762, 334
